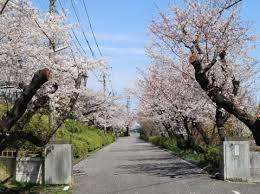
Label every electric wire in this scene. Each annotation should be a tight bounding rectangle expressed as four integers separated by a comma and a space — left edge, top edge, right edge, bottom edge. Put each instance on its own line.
57, 0, 102, 82
57, 0, 87, 56
70, 0, 95, 58
81, 0, 102, 56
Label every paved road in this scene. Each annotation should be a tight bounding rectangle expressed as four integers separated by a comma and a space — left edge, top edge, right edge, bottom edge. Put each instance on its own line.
73, 135, 260, 194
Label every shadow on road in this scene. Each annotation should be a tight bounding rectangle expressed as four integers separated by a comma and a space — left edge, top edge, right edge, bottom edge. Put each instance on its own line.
113, 137, 206, 179
116, 160, 205, 179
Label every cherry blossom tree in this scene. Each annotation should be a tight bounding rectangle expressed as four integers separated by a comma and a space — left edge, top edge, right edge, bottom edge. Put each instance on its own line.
137, 57, 217, 146
147, 0, 259, 144
0, 0, 104, 150
73, 90, 131, 133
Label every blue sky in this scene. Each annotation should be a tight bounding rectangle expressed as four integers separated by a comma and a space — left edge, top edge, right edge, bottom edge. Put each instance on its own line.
32, 0, 260, 104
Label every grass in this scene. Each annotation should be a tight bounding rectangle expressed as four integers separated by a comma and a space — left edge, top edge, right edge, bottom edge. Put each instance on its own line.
0, 180, 71, 194
146, 136, 221, 173
5, 114, 116, 161
0, 103, 116, 192
0, 103, 8, 117
0, 162, 10, 183
0, 119, 115, 193
1, 101, 116, 161
56, 119, 116, 161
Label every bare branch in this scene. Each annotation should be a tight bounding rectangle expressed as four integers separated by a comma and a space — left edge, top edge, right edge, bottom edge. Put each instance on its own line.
203, 51, 218, 73
0, 0, 10, 15
218, 0, 243, 15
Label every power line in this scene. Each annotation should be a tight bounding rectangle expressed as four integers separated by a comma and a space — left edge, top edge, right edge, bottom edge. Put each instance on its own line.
57, 0, 106, 89
70, 0, 95, 58
57, 0, 88, 56
81, 0, 102, 57
71, 30, 88, 55
69, 34, 83, 56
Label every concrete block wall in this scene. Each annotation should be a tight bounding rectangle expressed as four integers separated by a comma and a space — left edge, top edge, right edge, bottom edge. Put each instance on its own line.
15, 157, 43, 184
0, 157, 16, 176
44, 144, 72, 185
222, 140, 260, 183
250, 152, 260, 182
0, 144, 72, 185
222, 140, 250, 181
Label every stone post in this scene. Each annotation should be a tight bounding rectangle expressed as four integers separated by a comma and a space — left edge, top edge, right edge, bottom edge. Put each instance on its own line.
222, 138, 250, 182
44, 144, 72, 185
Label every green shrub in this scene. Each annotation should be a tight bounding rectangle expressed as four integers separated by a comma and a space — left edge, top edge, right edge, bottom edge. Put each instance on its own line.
148, 136, 183, 155
64, 119, 81, 133
203, 145, 221, 171
146, 136, 220, 173
161, 138, 177, 150
4, 115, 115, 160
0, 162, 10, 181
5, 114, 49, 155
148, 136, 160, 145
140, 131, 148, 141
56, 119, 115, 160
25, 114, 49, 131
0, 103, 8, 117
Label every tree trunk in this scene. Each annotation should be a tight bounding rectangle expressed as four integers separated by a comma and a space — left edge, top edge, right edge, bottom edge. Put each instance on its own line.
162, 122, 174, 137
125, 125, 130, 136
215, 107, 230, 141
192, 120, 212, 145
189, 54, 260, 145
183, 117, 194, 147
0, 91, 78, 152
0, 68, 51, 131
0, 69, 52, 151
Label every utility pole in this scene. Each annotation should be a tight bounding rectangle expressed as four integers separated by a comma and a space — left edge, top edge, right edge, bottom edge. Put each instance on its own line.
49, 0, 55, 15
126, 96, 130, 115
102, 73, 106, 94
125, 96, 130, 136
49, 0, 56, 141
102, 73, 107, 131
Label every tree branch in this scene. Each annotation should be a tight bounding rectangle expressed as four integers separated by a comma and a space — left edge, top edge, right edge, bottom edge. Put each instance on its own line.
203, 52, 218, 73
189, 55, 260, 145
0, 0, 10, 15
218, 0, 243, 16
0, 68, 51, 131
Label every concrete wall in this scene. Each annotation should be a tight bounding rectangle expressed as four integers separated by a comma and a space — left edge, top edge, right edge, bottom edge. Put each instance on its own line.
0, 157, 16, 176
0, 144, 72, 185
222, 141, 260, 182
222, 141, 250, 181
44, 144, 72, 185
250, 152, 260, 182
15, 157, 43, 184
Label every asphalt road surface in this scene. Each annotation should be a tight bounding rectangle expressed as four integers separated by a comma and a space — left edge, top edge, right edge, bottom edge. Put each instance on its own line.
73, 135, 260, 194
